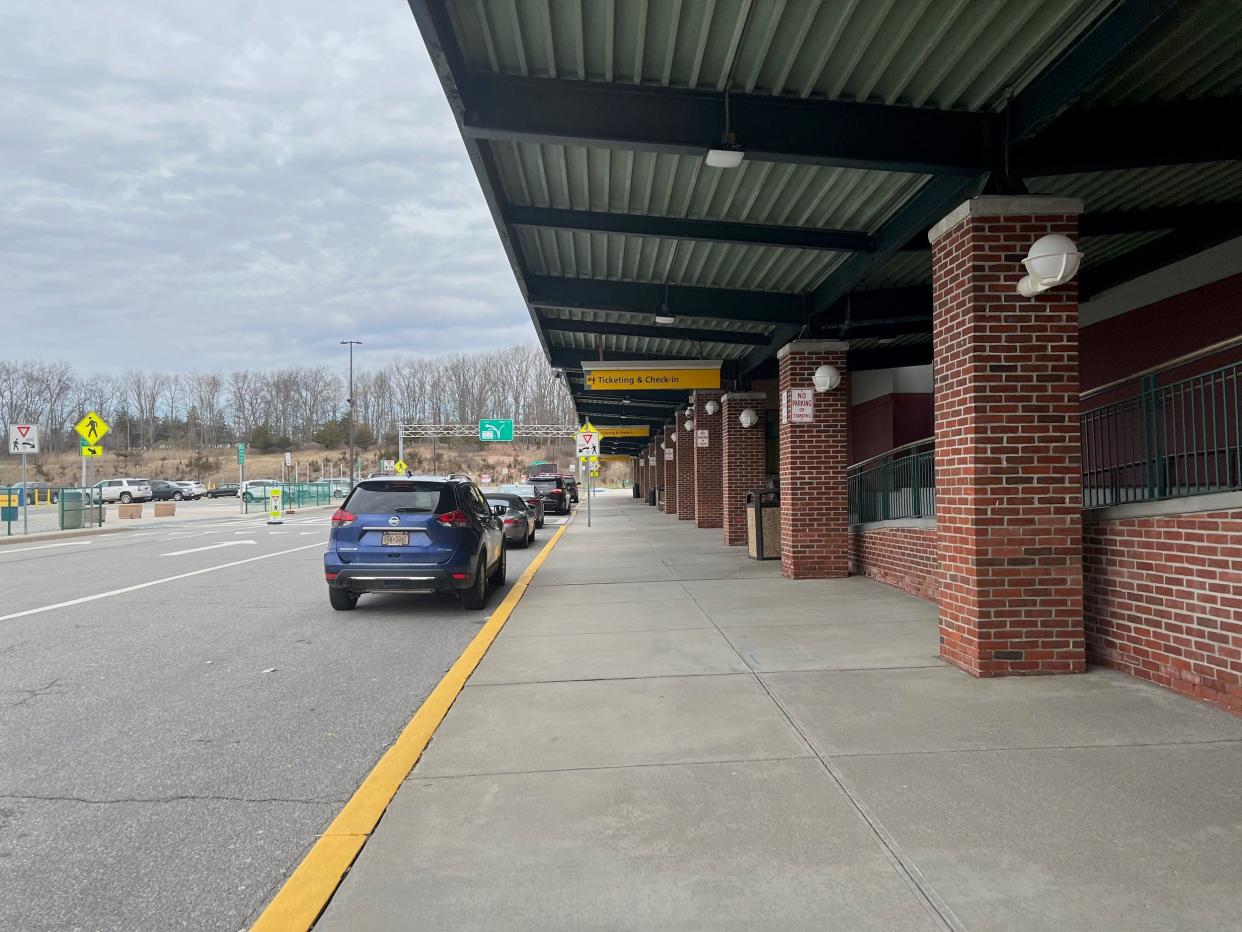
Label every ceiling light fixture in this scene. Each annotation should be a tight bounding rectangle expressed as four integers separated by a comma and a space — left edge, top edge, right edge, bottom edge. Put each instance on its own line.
706, 90, 744, 169
655, 284, 676, 325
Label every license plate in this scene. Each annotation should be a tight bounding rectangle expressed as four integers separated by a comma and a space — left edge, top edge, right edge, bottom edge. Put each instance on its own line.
381, 531, 409, 546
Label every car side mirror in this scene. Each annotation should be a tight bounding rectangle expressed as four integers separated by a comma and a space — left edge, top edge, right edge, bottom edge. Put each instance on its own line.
492, 504, 507, 516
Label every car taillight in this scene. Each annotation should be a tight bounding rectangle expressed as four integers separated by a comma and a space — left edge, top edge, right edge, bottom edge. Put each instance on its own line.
330, 509, 356, 527
503, 517, 515, 525
437, 509, 470, 528
550, 489, 564, 496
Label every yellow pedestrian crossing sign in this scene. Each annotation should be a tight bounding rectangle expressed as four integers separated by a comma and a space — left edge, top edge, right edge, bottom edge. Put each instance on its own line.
394, 459, 408, 475
75, 411, 110, 444
81, 444, 103, 457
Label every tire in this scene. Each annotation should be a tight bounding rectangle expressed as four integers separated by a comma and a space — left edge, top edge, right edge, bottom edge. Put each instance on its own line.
173, 491, 184, 501
242, 492, 254, 503
517, 527, 531, 549
535, 517, 544, 529
461, 556, 488, 610
119, 492, 133, 504
489, 545, 507, 586
527, 526, 536, 545
328, 587, 358, 611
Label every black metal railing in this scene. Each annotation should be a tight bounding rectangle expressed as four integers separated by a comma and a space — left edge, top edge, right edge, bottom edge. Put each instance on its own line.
847, 439, 935, 525
1082, 361, 1242, 508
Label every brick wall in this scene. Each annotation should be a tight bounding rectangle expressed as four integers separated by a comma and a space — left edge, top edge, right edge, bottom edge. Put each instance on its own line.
721, 392, 767, 546
1085, 506, 1242, 716
850, 525, 941, 602
692, 391, 724, 529
931, 197, 1085, 676
778, 341, 849, 579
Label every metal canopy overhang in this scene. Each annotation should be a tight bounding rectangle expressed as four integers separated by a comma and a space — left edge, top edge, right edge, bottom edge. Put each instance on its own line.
409, 0, 1239, 424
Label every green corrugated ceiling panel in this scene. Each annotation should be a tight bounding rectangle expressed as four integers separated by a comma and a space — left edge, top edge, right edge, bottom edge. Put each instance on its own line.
854, 250, 931, 291
1079, 0, 1242, 105
516, 227, 842, 293
454, 0, 1108, 110
548, 329, 753, 360
1028, 162, 1242, 212
1079, 231, 1171, 266
493, 141, 929, 232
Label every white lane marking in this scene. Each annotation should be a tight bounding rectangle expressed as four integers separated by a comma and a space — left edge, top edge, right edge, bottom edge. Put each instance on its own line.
299, 531, 318, 536
0, 541, 94, 555
268, 531, 288, 535
162, 540, 257, 557
0, 543, 324, 624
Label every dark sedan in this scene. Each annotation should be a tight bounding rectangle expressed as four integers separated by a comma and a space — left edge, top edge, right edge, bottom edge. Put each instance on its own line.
206, 482, 240, 498
498, 483, 544, 528
487, 494, 536, 548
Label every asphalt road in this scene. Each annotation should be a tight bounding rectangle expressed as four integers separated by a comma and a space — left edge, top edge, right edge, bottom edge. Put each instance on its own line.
0, 507, 565, 931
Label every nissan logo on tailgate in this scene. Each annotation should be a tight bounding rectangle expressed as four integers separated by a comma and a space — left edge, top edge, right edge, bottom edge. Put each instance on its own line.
388, 516, 400, 526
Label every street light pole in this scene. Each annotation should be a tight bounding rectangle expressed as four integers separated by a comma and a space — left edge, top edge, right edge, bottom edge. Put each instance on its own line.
340, 340, 362, 490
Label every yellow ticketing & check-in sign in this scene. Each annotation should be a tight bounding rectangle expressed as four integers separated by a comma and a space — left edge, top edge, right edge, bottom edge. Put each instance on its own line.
583, 367, 720, 391
596, 425, 650, 438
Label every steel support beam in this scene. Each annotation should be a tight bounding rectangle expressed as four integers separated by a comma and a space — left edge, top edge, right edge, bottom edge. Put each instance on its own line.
461, 74, 994, 176
507, 205, 874, 252
530, 275, 808, 325
1081, 216, 1242, 298
1017, 96, 1242, 175
539, 313, 770, 346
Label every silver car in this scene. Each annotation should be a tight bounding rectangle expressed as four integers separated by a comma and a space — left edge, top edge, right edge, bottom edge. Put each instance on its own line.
93, 478, 153, 504
487, 494, 536, 548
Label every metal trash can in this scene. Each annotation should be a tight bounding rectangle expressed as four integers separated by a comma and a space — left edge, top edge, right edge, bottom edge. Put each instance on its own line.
60, 489, 87, 530
648, 486, 658, 507
632, 482, 642, 498
745, 487, 781, 560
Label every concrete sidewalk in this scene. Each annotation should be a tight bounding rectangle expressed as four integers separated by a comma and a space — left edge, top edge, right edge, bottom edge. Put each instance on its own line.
317, 491, 1242, 931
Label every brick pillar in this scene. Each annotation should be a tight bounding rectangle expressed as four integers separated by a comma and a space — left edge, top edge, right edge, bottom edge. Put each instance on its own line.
778, 341, 849, 579
654, 433, 666, 511
929, 195, 1085, 677
721, 392, 767, 546
635, 453, 644, 498
692, 390, 725, 529
675, 414, 696, 521
663, 427, 679, 515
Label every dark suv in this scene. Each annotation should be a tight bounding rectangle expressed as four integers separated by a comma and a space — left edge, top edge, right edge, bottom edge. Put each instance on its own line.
324, 476, 506, 611
530, 475, 571, 515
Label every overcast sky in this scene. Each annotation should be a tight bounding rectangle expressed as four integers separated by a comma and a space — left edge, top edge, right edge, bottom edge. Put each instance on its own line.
2, 1, 533, 374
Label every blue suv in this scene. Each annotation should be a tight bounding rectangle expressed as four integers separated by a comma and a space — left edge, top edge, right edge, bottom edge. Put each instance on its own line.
325, 476, 506, 611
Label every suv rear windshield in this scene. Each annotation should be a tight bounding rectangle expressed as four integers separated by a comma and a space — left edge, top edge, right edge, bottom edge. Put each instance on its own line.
531, 477, 563, 491
346, 481, 456, 514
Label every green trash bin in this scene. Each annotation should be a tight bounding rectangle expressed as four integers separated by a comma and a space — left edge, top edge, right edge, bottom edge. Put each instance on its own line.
60, 489, 86, 530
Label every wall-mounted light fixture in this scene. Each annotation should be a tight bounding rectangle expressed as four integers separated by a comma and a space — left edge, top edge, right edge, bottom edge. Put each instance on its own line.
704, 400, 720, 415
813, 364, 841, 392
1017, 233, 1082, 297
739, 408, 759, 428
684, 419, 695, 431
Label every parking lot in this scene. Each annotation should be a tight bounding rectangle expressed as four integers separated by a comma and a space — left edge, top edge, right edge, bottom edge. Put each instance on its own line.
0, 506, 568, 932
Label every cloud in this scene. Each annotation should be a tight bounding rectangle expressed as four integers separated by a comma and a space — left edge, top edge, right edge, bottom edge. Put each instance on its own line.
0, 0, 531, 374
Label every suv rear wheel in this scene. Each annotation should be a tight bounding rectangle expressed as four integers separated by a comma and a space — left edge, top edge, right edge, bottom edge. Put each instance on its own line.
461, 556, 488, 610
329, 588, 358, 611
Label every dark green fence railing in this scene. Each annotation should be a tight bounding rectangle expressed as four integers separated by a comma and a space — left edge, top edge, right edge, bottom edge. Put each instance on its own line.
848, 440, 935, 525
1082, 361, 1242, 508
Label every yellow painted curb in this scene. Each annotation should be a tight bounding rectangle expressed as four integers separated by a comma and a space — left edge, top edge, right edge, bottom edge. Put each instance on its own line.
251, 518, 573, 931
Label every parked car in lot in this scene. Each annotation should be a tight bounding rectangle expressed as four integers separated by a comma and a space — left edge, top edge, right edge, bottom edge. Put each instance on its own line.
10, 481, 58, 503
487, 493, 536, 547
498, 483, 544, 528
146, 479, 184, 501
173, 480, 206, 500
206, 482, 239, 498
324, 475, 506, 612
316, 477, 352, 498
92, 478, 153, 504
240, 479, 281, 503
530, 475, 571, 515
